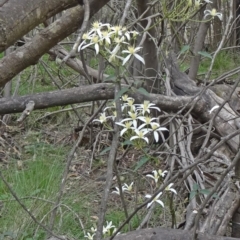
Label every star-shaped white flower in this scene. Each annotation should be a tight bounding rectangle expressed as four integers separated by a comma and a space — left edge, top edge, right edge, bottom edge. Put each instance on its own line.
78, 35, 101, 54
84, 232, 95, 240
146, 170, 168, 183
123, 182, 134, 192
138, 116, 158, 130
204, 0, 213, 3
204, 8, 222, 21
145, 192, 164, 208
93, 112, 111, 124
103, 221, 115, 235
122, 46, 145, 65
130, 128, 149, 143
146, 170, 160, 183
151, 123, 168, 143
136, 100, 160, 115
112, 187, 125, 195
115, 120, 133, 136
165, 183, 177, 194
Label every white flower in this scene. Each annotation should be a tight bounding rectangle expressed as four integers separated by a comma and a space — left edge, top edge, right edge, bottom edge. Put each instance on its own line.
103, 221, 115, 235
105, 46, 123, 63
138, 116, 158, 130
122, 46, 145, 65
84, 232, 95, 240
123, 182, 134, 192
145, 192, 164, 208
158, 169, 168, 177
151, 123, 168, 143
79, 35, 101, 54
121, 111, 139, 128
204, 0, 213, 3
112, 187, 125, 195
136, 101, 160, 115
204, 8, 222, 21
165, 183, 177, 194
93, 112, 111, 124
208, 105, 219, 114
130, 128, 149, 143
89, 21, 110, 37
122, 97, 136, 112
110, 25, 123, 36
121, 94, 129, 102
146, 170, 168, 183
102, 31, 112, 44
115, 120, 133, 136
146, 170, 160, 183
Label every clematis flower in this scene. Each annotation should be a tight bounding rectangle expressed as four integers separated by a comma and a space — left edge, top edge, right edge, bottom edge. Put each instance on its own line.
122, 46, 145, 65
145, 192, 164, 208
93, 112, 111, 124
79, 35, 102, 54
112, 187, 125, 195
121, 111, 139, 128
115, 120, 133, 136
151, 123, 169, 143
124, 97, 136, 112
204, 8, 222, 20
165, 183, 177, 194
158, 169, 168, 177
103, 221, 116, 235
89, 21, 110, 37
138, 116, 158, 130
130, 128, 149, 143
136, 100, 160, 115
146, 170, 160, 184
146, 170, 168, 183
121, 94, 129, 102
84, 232, 95, 240
123, 182, 134, 192
204, 0, 213, 3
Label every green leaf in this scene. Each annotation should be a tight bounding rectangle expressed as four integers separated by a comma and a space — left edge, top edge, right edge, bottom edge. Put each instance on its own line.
122, 140, 133, 147
134, 156, 149, 171
114, 87, 129, 101
199, 189, 211, 195
180, 45, 190, 54
199, 189, 219, 199
137, 87, 149, 96
189, 190, 197, 200
103, 75, 117, 82
192, 183, 199, 191
198, 51, 212, 59
100, 147, 111, 155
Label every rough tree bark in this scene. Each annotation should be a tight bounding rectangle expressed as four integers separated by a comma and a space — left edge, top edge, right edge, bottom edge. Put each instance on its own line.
104, 227, 240, 240
0, 0, 79, 52
0, 0, 110, 87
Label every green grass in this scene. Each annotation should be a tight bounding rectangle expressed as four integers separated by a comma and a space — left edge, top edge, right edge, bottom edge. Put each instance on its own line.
0, 138, 91, 240
180, 50, 240, 80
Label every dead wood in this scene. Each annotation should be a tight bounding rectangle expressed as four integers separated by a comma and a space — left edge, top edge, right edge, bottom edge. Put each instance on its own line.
105, 227, 240, 240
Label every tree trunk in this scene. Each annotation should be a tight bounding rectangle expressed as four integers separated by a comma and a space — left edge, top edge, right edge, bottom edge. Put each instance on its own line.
0, 0, 111, 87
0, 0, 78, 52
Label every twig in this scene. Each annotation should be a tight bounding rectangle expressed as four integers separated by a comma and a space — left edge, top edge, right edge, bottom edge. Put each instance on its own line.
49, 100, 107, 232
119, 0, 132, 26
63, 0, 90, 62
0, 171, 65, 240
16, 100, 35, 122
95, 78, 122, 239
193, 148, 240, 239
